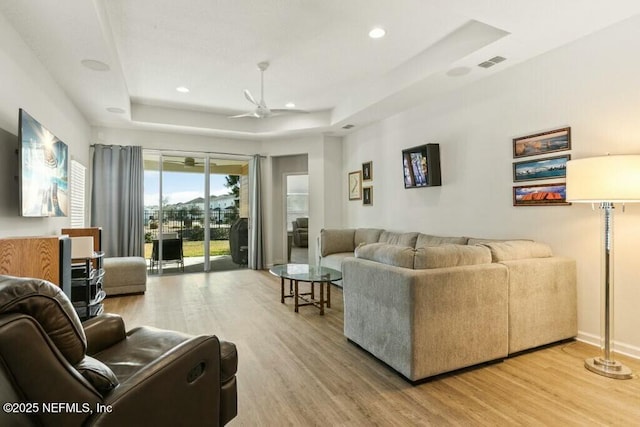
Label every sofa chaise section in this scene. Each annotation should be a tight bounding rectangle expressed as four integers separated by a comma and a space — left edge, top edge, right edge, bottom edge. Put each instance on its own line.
343, 255, 509, 381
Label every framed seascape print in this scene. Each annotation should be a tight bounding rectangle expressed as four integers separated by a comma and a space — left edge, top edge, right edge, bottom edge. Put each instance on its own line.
513, 154, 570, 182
362, 161, 373, 181
363, 186, 373, 206
513, 182, 570, 206
513, 127, 571, 158
348, 170, 362, 200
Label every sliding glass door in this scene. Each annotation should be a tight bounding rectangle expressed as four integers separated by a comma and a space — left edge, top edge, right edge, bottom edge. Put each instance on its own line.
143, 151, 249, 274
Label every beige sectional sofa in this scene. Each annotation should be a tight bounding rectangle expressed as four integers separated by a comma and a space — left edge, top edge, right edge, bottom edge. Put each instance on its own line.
319, 228, 577, 382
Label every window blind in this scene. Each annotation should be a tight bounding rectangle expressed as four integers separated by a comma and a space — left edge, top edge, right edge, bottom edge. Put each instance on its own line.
70, 160, 86, 228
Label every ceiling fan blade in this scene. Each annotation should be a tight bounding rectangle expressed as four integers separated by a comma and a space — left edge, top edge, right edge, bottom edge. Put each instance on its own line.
244, 90, 258, 106
269, 108, 310, 115
229, 111, 260, 119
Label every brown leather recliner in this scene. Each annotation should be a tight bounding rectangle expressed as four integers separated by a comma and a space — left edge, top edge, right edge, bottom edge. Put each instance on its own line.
0, 275, 237, 426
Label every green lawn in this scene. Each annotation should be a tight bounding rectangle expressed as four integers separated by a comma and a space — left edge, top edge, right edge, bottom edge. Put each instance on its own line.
144, 240, 230, 258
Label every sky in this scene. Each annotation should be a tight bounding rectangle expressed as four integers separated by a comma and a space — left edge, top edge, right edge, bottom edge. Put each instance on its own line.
144, 171, 231, 206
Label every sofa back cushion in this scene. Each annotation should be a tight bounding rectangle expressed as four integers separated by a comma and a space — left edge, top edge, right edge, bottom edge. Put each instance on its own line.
378, 231, 419, 247
480, 240, 553, 261
355, 243, 415, 269
354, 228, 384, 246
414, 244, 492, 269
320, 229, 355, 257
415, 234, 468, 248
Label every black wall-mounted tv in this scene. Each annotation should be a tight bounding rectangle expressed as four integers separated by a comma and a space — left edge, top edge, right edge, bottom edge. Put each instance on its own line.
402, 143, 441, 188
18, 108, 68, 217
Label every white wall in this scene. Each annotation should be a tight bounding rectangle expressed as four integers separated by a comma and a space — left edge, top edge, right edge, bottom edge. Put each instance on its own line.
342, 15, 640, 357
0, 12, 91, 237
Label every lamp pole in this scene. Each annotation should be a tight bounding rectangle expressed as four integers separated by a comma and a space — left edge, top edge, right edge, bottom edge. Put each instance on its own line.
583, 202, 632, 379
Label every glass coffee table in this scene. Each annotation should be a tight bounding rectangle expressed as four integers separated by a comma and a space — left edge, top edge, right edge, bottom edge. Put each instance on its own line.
269, 264, 342, 315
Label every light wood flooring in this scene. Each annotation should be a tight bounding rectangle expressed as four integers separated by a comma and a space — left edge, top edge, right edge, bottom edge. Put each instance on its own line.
104, 270, 640, 426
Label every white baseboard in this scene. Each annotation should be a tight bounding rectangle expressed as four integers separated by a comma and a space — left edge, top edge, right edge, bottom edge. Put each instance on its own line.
576, 331, 640, 360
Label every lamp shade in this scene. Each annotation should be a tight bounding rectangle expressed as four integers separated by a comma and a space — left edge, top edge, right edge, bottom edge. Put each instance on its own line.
566, 155, 640, 203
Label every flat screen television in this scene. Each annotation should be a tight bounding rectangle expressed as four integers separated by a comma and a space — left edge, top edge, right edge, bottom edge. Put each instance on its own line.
18, 108, 69, 217
402, 143, 441, 188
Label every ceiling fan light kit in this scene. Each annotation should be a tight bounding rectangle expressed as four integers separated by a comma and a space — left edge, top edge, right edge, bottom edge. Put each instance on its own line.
230, 61, 309, 119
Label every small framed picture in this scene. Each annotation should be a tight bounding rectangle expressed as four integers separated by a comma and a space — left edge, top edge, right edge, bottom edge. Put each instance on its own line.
513, 154, 570, 182
348, 170, 362, 200
363, 186, 373, 206
513, 127, 571, 158
513, 182, 570, 207
362, 161, 373, 181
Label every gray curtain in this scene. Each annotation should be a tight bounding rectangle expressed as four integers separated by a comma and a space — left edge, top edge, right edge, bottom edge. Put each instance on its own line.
249, 154, 264, 269
91, 144, 144, 257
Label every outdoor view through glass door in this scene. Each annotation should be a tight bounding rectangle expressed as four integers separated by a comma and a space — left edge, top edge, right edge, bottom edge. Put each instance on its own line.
143, 151, 249, 274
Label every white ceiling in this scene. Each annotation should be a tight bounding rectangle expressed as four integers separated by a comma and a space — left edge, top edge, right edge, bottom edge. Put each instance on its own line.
2, 0, 640, 139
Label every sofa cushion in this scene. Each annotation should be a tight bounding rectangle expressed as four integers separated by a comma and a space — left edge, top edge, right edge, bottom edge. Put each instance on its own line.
354, 228, 384, 246
320, 229, 355, 257
355, 243, 415, 269
415, 234, 468, 248
480, 240, 553, 261
414, 244, 492, 269
466, 237, 532, 245
379, 231, 419, 247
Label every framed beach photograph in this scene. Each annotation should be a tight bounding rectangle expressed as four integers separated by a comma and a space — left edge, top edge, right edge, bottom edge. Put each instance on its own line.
513, 127, 571, 158
362, 161, 373, 181
513, 182, 570, 207
363, 186, 373, 206
348, 170, 362, 200
513, 154, 570, 182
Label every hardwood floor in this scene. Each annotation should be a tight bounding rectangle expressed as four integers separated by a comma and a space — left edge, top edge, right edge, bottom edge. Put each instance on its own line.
104, 270, 640, 426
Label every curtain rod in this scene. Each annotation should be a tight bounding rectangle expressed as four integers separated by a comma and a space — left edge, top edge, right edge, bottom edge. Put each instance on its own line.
90, 144, 266, 158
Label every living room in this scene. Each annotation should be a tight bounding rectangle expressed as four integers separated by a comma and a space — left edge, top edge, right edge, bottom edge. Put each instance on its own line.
2, 1, 640, 425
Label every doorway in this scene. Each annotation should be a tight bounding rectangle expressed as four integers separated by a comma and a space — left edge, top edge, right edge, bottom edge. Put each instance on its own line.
143, 151, 250, 274
286, 174, 309, 264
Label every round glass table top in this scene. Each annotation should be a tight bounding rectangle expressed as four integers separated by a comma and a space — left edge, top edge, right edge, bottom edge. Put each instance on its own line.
269, 264, 342, 282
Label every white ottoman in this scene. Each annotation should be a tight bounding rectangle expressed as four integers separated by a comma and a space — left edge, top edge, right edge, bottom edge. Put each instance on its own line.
103, 257, 147, 296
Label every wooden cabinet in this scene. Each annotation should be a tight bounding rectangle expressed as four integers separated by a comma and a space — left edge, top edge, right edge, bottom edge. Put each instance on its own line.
0, 236, 71, 296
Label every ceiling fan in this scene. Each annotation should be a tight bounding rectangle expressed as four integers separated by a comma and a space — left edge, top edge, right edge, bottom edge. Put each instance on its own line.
230, 61, 308, 119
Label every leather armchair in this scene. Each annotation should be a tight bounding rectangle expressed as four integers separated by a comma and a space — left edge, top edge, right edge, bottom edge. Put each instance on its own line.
292, 217, 309, 247
0, 275, 237, 427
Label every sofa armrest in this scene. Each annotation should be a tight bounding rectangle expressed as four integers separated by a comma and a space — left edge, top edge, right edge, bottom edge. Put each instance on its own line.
319, 228, 356, 257
91, 335, 223, 426
83, 314, 127, 356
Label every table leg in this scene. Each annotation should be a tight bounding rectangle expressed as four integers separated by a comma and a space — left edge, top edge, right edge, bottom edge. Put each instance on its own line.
294, 280, 299, 313
280, 276, 285, 303
311, 281, 315, 299
327, 281, 331, 308
319, 281, 325, 315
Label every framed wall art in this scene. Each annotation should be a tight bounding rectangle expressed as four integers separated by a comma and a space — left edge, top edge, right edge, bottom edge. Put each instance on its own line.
513, 182, 570, 207
513, 127, 571, 158
363, 186, 373, 206
362, 161, 373, 181
513, 154, 570, 182
348, 170, 362, 200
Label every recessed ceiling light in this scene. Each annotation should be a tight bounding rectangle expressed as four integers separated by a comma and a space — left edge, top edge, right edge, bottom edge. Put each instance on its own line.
81, 59, 110, 71
446, 66, 471, 77
106, 107, 125, 114
369, 27, 386, 39
285, 102, 296, 108
176, 86, 190, 93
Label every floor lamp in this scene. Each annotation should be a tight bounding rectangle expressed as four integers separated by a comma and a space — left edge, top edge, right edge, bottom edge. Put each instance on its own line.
566, 154, 640, 379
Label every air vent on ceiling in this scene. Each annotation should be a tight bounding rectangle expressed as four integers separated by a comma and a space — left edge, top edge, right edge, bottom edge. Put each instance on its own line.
478, 55, 507, 69
342, 124, 355, 129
